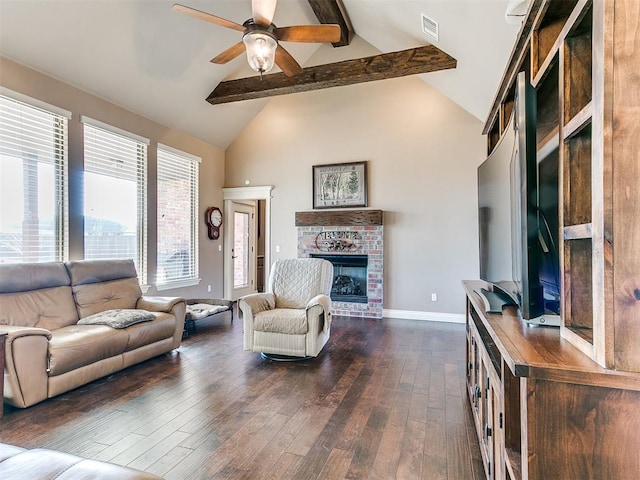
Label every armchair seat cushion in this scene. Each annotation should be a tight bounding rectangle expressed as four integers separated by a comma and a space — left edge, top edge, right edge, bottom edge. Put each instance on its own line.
254, 308, 308, 335
48, 325, 129, 376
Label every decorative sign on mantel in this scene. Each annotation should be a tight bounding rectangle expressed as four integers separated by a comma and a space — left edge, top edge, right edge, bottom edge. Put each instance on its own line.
315, 231, 361, 252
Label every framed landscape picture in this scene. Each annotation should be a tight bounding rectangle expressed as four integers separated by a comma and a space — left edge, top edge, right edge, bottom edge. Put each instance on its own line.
313, 161, 368, 209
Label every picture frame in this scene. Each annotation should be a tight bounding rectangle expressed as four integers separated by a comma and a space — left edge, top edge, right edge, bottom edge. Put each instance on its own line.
312, 161, 368, 209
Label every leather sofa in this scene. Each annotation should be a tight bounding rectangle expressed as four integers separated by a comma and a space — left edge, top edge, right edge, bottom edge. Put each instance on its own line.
0, 259, 186, 408
0, 442, 162, 479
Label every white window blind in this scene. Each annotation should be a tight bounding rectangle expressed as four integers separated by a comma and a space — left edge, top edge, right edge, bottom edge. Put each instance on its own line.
83, 119, 147, 283
0, 93, 68, 263
156, 144, 199, 287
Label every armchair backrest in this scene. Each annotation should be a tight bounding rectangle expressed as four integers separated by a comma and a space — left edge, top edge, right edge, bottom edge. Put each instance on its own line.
268, 258, 333, 309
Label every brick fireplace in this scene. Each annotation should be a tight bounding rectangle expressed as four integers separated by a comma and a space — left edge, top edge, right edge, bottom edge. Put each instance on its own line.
296, 210, 383, 319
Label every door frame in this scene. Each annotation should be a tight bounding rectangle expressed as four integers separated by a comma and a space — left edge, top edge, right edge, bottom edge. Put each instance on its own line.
222, 186, 273, 300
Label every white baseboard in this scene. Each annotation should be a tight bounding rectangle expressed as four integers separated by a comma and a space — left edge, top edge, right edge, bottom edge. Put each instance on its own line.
382, 309, 465, 324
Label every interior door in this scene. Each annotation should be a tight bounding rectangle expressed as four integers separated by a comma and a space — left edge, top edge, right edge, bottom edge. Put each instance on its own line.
228, 201, 256, 300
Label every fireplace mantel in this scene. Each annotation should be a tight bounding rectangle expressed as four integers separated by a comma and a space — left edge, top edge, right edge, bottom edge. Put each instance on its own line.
295, 210, 383, 227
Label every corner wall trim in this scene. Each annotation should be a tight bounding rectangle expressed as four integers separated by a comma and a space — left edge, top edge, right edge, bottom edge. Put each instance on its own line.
383, 309, 465, 324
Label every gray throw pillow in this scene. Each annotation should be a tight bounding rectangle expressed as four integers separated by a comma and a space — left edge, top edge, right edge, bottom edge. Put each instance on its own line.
78, 309, 155, 328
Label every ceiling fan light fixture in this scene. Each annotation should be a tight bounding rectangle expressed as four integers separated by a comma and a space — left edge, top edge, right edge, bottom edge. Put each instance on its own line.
243, 30, 277, 75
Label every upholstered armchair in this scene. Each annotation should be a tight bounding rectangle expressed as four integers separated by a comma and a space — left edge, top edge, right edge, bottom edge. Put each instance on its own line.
239, 258, 333, 359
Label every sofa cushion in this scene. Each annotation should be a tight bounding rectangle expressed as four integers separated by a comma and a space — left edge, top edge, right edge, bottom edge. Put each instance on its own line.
78, 309, 155, 328
0, 286, 79, 330
254, 308, 308, 334
0, 262, 70, 293
73, 278, 142, 318
48, 325, 129, 376
124, 313, 177, 351
65, 259, 138, 285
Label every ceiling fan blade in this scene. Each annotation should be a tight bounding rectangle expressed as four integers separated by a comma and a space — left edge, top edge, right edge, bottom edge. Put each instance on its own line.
275, 24, 341, 43
210, 42, 246, 64
172, 3, 245, 32
252, 0, 277, 27
275, 45, 302, 77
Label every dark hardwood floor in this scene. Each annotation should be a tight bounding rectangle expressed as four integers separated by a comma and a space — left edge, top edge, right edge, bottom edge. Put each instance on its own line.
0, 314, 484, 480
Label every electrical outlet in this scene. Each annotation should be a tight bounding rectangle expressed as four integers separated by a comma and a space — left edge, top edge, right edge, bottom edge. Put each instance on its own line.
275, 245, 280, 253
207, 285, 212, 293
431, 293, 438, 302
218, 244, 222, 252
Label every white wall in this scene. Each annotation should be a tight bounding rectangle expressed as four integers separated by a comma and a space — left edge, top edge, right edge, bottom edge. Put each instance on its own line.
0, 56, 227, 299
225, 48, 485, 315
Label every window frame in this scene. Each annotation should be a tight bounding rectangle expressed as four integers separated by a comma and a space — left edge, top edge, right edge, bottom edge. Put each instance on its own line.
81, 116, 149, 283
0, 89, 70, 263
155, 143, 200, 291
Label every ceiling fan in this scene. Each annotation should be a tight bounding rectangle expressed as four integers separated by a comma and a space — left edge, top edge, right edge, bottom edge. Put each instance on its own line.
173, 1, 341, 77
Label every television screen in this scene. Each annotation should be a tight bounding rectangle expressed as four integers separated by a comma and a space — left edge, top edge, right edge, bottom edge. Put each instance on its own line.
478, 114, 519, 303
478, 71, 558, 324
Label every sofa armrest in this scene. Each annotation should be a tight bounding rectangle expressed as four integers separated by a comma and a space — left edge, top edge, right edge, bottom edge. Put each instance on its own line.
1, 326, 52, 408
1, 325, 52, 341
136, 296, 186, 349
306, 294, 332, 334
136, 296, 184, 313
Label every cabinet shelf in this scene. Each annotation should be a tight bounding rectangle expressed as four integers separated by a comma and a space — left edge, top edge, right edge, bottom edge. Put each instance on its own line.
563, 3, 593, 124
563, 124, 592, 227
567, 325, 594, 344
505, 448, 522, 480
531, 0, 580, 79
563, 223, 592, 240
563, 101, 592, 139
537, 126, 559, 160
536, 59, 560, 143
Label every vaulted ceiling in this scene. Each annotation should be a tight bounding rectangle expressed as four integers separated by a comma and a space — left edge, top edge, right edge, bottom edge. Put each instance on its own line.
0, 1, 522, 148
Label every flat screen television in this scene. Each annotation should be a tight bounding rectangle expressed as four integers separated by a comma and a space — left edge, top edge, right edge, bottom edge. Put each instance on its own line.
477, 71, 560, 325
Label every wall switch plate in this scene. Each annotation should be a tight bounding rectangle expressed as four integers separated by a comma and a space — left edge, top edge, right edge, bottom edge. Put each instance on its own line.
431, 293, 438, 302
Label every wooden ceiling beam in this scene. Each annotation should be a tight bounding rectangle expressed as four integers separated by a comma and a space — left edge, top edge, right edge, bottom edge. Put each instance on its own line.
307, 0, 354, 47
206, 45, 456, 105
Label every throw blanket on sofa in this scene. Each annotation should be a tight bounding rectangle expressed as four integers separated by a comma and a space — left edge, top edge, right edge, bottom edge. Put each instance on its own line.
78, 309, 156, 328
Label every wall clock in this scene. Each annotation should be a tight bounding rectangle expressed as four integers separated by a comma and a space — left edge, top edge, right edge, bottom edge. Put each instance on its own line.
205, 207, 223, 240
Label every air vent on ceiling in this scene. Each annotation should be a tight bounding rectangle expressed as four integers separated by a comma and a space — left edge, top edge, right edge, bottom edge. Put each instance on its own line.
421, 14, 439, 41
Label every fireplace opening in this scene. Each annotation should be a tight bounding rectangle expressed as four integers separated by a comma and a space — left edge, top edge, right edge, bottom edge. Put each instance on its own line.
312, 254, 368, 304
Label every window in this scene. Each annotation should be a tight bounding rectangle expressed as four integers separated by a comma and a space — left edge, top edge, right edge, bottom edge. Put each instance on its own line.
0, 91, 69, 263
156, 144, 199, 288
82, 117, 148, 283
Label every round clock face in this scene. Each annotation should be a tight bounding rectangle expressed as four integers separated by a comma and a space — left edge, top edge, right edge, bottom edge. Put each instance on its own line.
210, 208, 222, 227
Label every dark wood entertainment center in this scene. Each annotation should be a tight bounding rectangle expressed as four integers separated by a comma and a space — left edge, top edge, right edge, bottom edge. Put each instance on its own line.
467, 0, 640, 478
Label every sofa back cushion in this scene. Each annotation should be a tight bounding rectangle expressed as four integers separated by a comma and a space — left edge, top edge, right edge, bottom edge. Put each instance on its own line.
66, 260, 142, 318
0, 262, 79, 329
66, 259, 142, 318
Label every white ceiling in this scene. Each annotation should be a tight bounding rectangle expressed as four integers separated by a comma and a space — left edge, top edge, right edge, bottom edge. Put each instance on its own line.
0, 0, 522, 149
